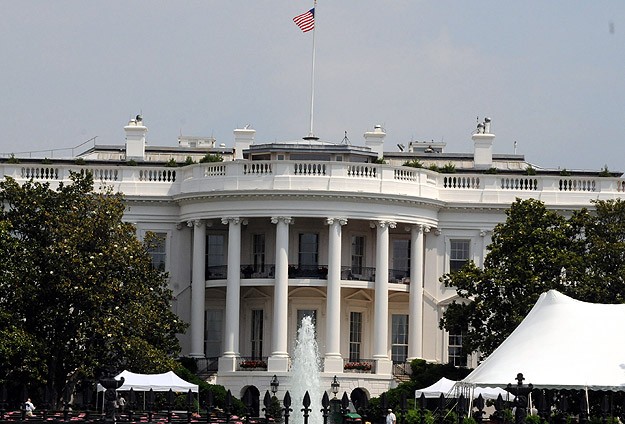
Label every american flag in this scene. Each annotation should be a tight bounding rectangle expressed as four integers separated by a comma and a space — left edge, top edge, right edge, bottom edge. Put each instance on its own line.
293, 8, 315, 32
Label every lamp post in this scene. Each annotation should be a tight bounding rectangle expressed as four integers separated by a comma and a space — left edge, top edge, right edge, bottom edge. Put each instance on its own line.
270, 375, 279, 396
331, 376, 340, 399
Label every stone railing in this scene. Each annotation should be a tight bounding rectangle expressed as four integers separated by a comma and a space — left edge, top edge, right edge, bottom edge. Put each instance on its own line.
3, 161, 625, 206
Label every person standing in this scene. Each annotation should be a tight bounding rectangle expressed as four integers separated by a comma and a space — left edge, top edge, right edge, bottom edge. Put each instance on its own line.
386, 409, 396, 424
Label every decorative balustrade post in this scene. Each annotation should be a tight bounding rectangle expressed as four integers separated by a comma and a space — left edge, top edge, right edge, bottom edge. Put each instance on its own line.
400, 393, 408, 424
63, 385, 71, 422
187, 389, 195, 423
302, 392, 312, 424
456, 394, 466, 424
263, 391, 272, 424
128, 388, 136, 423
204, 390, 214, 424
506, 373, 533, 424
601, 394, 610, 424
578, 391, 588, 424
0, 385, 7, 421
557, 395, 569, 424
341, 392, 350, 417
225, 390, 233, 424
436, 394, 445, 424
418, 393, 426, 424
243, 390, 253, 424
42, 385, 53, 420
147, 389, 155, 423
473, 394, 485, 424
283, 392, 292, 424
20, 386, 27, 421
167, 388, 174, 423
321, 392, 330, 424
493, 395, 505, 424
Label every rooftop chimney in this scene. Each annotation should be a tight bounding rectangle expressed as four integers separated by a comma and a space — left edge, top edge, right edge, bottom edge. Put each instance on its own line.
364, 125, 386, 159
472, 117, 495, 169
125, 115, 147, 161
233, 125, 255, 160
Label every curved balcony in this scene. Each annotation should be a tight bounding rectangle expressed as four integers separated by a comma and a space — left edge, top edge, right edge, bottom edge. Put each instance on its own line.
5, 160, 625, 208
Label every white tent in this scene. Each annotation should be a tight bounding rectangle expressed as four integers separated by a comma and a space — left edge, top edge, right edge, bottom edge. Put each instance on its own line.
415, 377, 512, 400
97, 370, 199, 393
415, 377, 457, 398
462, 290, 625, 390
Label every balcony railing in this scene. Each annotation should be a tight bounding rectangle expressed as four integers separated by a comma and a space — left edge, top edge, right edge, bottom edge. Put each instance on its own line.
4, 161, 625, 207
240, 264, 275, 279
341, 266, 375, 282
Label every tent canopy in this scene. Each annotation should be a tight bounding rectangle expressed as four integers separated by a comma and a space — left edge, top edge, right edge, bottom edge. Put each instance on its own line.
415, 377, 511, 400
97, 370, 199, 393
462, 290, 625, 390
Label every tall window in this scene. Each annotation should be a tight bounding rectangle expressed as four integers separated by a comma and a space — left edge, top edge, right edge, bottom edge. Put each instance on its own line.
299, 233, 319, 269
391, 314, 409, 362
349, 312, 363, 361
252, 234, 266, 273
392, 239, 410, 281
147, 232, 167, 271
450, 239, 470, 272
251, 309, 264, 359
448, 331, 467, 367
206, 234, 226, 277
205, 309, 223, 358
351, 236, 365, 274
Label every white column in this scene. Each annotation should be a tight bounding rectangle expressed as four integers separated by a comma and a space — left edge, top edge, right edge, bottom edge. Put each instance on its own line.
408, 224, 428, 360
189, 219, 206, 358
324, 217, 346, 373
372, 220, 395, 374
223, 217, 243, 356
268, 216, 292, 372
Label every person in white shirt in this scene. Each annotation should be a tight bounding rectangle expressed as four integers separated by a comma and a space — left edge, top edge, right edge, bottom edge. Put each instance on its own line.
25, 399, 35, 417
386, 409, 396, 424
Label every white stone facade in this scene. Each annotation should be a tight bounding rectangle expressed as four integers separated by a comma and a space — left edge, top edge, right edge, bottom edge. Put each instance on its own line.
5, 119, 624, 401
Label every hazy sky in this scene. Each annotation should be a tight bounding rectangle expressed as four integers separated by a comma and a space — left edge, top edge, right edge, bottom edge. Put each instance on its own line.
2, 1, 624, 171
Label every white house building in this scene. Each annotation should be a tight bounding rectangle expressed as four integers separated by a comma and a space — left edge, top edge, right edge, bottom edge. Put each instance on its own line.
5, 116, 623, 404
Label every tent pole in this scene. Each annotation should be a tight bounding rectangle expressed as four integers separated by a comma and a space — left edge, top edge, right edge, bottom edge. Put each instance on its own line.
585, 387, 590, 415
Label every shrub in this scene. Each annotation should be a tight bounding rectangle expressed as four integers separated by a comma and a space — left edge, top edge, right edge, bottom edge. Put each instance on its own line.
199, 154, 223, 163
165, 158, 178, 168
373, 157, 387, 164
74, 158, 86, 165
598, 165, 611, 177
8, 154, 20, 164
440, 163, 456, 174
559, 168, 571, 176
525, 165, 536, 175
403, 159, 423, 169
184, 156, 195, 165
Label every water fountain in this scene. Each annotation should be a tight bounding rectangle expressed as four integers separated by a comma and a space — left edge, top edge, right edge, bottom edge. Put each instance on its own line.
290, 316, 322, 424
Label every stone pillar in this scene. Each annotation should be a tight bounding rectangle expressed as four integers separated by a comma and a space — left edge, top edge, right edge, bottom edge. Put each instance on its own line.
408, 224, 429, 360
189, 219, 206, 358
219, 217, 245, 372
372, 220, 395, 374
268, 216, 292, 372
324, 217, 347, 373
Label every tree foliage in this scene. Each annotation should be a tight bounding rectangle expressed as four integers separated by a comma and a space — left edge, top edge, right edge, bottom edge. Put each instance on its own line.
0, 172, 187, 404
440, 198, 625, 359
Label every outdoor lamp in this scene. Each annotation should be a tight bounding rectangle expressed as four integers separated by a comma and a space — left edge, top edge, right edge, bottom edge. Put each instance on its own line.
331, 375, 340, 398
270, 375, 279, 395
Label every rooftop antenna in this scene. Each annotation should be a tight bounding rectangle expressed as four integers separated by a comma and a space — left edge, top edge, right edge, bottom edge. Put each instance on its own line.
341, 131, 351, 145
514, 140, 518, 154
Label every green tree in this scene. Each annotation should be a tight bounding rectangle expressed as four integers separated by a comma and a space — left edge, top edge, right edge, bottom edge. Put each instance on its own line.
0, 172, 187, 405
441, 198, 625, 359
440, 198, 579, 357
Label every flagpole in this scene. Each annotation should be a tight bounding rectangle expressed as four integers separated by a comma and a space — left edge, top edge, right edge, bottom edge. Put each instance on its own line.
307, 0, 317, 139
